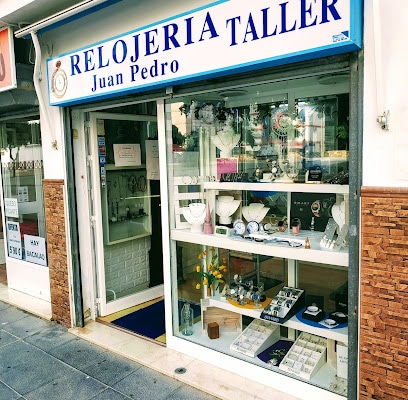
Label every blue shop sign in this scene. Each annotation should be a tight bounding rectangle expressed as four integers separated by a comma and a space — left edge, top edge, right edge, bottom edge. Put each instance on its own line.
47, 0, 363, 106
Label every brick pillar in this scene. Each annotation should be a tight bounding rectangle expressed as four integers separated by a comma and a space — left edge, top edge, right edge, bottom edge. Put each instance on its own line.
43, 179, 71, 327
360, 187, 408, 399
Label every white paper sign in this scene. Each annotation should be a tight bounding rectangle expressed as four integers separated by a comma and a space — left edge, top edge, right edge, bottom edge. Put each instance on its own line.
17, 186, 29, 202
24, 235, 48, 267
4, 197, 18, 218
113, 143, 141, 167
337, 343, 348, 379
146, 140, 160, 180
6, 221, 22, 259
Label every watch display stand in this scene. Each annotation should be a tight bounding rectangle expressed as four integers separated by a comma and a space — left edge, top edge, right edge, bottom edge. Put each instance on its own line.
230, 319, 280, 357
279, 332, 327, 381
261, 286, 305, 323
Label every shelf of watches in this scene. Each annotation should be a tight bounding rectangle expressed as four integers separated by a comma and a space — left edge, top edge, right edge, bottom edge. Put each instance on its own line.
230, 229, 327, 249
230, 319, 280, 357
279, 332, 327, 380
225, 276, 267, 308
178, 320, 347, 397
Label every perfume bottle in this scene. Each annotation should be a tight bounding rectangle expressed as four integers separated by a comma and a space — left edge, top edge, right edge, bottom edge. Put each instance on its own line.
181, 303, 194, 336
203, 203, 213, 234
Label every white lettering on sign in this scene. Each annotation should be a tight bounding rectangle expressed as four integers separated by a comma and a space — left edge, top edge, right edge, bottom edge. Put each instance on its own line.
47, 0, 362, 106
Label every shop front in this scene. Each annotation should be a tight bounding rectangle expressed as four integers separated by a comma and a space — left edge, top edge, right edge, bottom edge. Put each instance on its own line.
14, 1, 363, 399
0, 26, 49, 302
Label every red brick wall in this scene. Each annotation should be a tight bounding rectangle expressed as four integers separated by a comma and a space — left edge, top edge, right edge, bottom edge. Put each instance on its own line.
43, 179, 71, 327
360, 187, 408, 399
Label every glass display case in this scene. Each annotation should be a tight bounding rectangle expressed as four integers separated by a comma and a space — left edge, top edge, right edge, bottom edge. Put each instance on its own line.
165, 73, 350, 398
101, 165, 151, 245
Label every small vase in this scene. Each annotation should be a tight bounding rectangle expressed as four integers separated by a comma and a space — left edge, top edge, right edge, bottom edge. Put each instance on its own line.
207, 286, 213, 297
181, 303, 194, 336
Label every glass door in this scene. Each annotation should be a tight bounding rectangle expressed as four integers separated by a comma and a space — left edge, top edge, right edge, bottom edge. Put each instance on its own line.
88, 107, 163, 316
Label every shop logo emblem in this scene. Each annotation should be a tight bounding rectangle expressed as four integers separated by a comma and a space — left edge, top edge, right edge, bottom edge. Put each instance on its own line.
51, 60, 68, 98
332, 31, 349, 43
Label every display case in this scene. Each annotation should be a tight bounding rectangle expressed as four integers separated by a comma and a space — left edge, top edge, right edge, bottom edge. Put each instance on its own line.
101, 164, 151, 245
166, 74, 351, 399
172, 180, 349, 397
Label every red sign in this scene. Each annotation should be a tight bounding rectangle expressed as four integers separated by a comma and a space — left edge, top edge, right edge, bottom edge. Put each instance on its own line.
0, 27, 17, 92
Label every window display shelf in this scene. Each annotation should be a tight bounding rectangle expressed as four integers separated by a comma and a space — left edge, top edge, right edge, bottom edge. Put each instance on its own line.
203, 181, 349, 195
203, 294, 348, 344
171, 229, 348, 267
101, 166, 152, 245
176, 322, 346, 399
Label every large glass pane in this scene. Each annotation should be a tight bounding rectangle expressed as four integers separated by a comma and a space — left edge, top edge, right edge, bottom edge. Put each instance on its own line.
97, 113, 160, 304
0, 119, 46, 265
165, 72, 350, 396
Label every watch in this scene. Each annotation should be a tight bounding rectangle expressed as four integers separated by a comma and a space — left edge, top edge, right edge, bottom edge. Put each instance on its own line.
51, 60, 68, 99
246, 221, 259, 234
263, 222, 272, 231
233, 219, 246, 235
311, 200, 321, 217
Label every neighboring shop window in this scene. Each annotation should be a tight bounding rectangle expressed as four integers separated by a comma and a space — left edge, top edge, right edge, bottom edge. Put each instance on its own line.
0, 120, 47, 266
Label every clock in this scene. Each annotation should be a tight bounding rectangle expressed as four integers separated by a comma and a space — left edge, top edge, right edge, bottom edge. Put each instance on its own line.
246, 221, 259, 234
233, 219, 245, 235
51, 61, 68, 99
215, 225, 230, 236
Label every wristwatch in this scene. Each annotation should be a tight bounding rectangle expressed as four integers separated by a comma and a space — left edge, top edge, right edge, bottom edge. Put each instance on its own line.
311, 200, 321, 217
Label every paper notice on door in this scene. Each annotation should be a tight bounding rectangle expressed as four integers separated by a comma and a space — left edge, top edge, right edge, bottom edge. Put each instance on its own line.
146, 140, 160, 180
113, 144, 141, 167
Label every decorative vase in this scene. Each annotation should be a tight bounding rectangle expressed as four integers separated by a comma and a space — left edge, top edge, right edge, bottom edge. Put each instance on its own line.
181, 303, 194, 336
203, 203, 213, 234
207, 286, 213, 297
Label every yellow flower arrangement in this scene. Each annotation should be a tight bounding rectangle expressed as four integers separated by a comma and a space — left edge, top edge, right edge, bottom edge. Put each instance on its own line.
195, 247, 228, 291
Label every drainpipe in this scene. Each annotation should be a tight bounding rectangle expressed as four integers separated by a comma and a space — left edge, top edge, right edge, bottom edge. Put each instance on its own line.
30, 30, 58, 149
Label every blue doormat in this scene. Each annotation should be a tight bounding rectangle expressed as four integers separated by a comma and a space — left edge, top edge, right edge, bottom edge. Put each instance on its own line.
111, 299, 201, 340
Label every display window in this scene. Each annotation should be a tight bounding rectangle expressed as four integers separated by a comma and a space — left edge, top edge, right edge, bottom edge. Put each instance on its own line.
164, 66, 352, 397
0, 119, 46, 265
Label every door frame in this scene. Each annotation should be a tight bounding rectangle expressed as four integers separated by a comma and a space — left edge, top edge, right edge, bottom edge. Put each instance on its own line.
85, 110, 164, 317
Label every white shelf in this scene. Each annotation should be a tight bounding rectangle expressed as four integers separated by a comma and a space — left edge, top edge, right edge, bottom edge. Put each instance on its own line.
171, 229, 348, 267
176, 323, 346, 399
105, 163, 146, 170
203, 181, 349, 194
204, 295, 348, 345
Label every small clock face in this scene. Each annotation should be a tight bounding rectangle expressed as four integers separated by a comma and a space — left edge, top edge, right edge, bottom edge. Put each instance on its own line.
246, 221, 259, 234
52, 69, 68, 98
233, 219, 245, 235
263, 222, 272, 231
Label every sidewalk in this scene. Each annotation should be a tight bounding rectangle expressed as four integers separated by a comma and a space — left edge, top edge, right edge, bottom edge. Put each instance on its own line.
0, 291, 300, 400
0, 300, 219, 400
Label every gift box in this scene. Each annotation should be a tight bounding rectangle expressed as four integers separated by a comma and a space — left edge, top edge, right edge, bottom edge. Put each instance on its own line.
207, 322, 219, 339
302, 305, 325, 323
